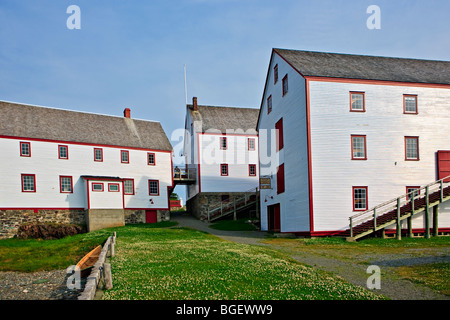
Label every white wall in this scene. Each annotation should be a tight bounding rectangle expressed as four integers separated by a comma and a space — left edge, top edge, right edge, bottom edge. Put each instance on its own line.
258, 52, 310, 232
0, 137, 173, 210
308, 80, 450, 232
198, 133, 259, 193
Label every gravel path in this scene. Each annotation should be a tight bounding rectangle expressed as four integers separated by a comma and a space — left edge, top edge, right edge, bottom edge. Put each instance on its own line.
0, 269, 85, 300
172, 212, 449, 300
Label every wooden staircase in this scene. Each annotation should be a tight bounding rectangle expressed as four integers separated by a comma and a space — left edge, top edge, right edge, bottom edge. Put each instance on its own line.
347, 176, 450, 241
207, 188, 259, 222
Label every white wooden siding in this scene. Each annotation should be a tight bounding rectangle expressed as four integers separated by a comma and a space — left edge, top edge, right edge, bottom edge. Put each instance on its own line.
198, 133, 259, 192
258, 52, 310, 232
309, 81, 450, 232
0, 138, 172, 210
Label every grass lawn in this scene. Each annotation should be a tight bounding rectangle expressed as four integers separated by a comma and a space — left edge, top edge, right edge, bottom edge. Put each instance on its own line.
209, 218, 258, 231
0, 229, 111, 272
102, 224, 384, 300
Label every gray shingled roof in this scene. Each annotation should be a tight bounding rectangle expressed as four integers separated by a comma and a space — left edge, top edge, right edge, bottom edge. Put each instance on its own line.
188, 104, 259, 134
0, 101, 173, 151
274, 49, 450, 85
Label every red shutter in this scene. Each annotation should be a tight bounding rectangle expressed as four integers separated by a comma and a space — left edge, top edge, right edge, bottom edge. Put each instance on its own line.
438, 151, 450, 182
275, 118, 284, 151
277, 163, 285, 194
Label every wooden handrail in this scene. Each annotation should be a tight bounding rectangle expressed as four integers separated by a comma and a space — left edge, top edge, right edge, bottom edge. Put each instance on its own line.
349, 175, 450, 238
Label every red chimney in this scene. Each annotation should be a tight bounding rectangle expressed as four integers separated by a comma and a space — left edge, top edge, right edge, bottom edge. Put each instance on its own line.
192, 97, 198, 111
124, 108, 131, 118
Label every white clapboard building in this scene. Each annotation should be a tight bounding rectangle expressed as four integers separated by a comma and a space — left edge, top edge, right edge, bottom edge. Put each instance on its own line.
257, 49, 450, 238
182, 97, 260, 220
0, 101, 173, 237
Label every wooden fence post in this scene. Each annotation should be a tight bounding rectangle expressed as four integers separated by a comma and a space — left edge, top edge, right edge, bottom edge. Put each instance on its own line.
103, 263, 113, 290
233, 196, 237, 221
433, 206, 439, 237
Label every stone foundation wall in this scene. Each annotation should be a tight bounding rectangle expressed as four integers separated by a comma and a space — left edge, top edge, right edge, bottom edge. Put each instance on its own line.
87, 209, 125, 232
124, 209, 170, 224
0, 209, 87, 239
187, 192, 253, 220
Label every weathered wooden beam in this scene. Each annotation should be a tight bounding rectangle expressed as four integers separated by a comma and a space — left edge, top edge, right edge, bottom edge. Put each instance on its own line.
396, 198, 401, 240
433, 206, 439, 237
425, 186, 430, 239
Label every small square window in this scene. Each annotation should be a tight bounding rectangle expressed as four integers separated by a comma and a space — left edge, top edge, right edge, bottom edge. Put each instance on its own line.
94, 148, 103, 162
121, 150, 129, 163
350, 92, 365, 112
406, 186, 420, 200
221, 164, 228, 176
20, 142, 31, 157
58, 145, 68, 159
60, 176, 73, 193
404, 95, 418, 114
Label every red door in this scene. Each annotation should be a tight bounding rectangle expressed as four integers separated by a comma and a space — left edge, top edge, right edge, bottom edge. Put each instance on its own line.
267, 204, 281, 232
438, 151, 450, 182
145, 210, 157, 223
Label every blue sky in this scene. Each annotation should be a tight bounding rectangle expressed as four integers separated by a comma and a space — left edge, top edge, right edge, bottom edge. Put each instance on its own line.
1, 0, 449, 200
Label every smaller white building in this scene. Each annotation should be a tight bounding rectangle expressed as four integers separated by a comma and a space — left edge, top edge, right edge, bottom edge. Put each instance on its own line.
183, 97, 260, 220
0, 101, 173, 237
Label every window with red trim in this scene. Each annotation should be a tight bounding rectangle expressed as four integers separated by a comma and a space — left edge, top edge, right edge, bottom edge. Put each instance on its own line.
108, 183, 120, 192
248, 138, 256, 151
275, 118, 284, 152
94, 148, 103, 162
92, 183, 104, 192
350, 92, 365, 112
21, 174, 36, 192
282, 74, 288, 96
277, 163, 285, 194
406, 186, 420, 200
274, 64, 278, 84
20, 142, 31, 157
267, 95, 272, 114
403, 95, 418, 114
220, 137, 227, 150
405, 137, 419, 160
121, 150, 129, 163
60, 176, 73, 193
220, 164, 228, 176
351, 135, 367, 160
353, 186, 368, 211
149, 180, 159, 195
249, 164, 257, 176
148, 152, 155, 165
58, 145, 68, 159
123, 179, 135, 195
